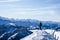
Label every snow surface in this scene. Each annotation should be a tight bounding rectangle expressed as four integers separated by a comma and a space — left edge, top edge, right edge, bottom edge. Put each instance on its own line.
21, 30, 60, 40
45, 29, 60, 40
21, 30, 38, 40
6, 23, 16, 26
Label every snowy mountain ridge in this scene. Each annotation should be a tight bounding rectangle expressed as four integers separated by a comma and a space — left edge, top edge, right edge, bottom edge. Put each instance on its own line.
0, 16, 60, 31
21, 30, 59, 40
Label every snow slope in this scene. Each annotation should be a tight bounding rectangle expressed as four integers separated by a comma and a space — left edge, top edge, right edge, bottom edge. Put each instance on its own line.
21, 30, 37, 40
21, 30, 59, 40
45, 29, 60, 40
21, 30, 38, 40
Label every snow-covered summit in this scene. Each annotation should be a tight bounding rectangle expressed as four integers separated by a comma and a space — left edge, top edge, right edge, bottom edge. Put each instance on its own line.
32, 30, 57, 40
6, 23, 16, 27
21, 30, 58, 40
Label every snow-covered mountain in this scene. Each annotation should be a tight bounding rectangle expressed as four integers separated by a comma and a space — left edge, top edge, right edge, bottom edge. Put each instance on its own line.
0, 16, 60, 30
0, 16, 60, 40
21, 30, 59, 40
0, 24, 33, 40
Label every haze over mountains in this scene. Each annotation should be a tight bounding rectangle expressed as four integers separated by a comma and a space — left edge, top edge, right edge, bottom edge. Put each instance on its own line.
0, 16, 60, 31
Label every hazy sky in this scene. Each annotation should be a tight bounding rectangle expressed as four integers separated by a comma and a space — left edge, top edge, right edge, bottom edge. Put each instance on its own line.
0, 0, 60, 21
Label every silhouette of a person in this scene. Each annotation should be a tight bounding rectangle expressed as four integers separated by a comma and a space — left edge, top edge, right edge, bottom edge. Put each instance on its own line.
39, 22, 42, 30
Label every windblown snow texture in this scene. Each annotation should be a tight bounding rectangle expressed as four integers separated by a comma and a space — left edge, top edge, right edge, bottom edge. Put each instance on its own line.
21, 30, 58, 40
32, 30, 57, 40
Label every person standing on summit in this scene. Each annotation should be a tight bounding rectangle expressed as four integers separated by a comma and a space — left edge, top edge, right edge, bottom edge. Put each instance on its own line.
39, 22, 42, 30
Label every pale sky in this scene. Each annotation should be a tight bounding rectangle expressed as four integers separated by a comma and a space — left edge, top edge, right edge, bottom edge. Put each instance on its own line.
0, 0, 60, 22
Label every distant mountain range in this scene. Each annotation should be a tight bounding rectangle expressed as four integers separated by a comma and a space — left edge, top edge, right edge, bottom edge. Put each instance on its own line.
0, 16, 60, 31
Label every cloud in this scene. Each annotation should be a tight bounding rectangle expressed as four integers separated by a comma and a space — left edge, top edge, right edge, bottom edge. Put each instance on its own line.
0, 0, 20, 2
0, 6, 59, 21
0, 0, 60, 22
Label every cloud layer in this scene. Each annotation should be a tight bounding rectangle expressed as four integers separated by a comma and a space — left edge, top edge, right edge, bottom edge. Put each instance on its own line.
0, 0, 20, 2
0, 0, 60, 22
